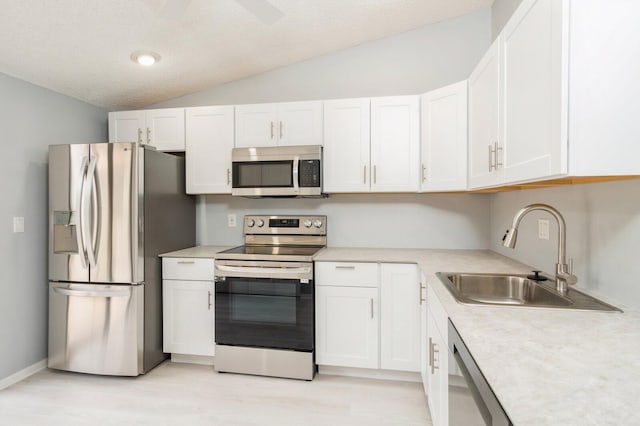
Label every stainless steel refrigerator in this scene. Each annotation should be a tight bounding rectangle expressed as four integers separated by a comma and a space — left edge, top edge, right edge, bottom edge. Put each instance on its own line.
48, 142, 195, 376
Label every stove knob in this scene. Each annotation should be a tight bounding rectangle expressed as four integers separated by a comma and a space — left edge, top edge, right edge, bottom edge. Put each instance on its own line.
247, 219, 255, 228
256, 219, 265, 227
313, 219, 323, 228
303, 219, 312, 228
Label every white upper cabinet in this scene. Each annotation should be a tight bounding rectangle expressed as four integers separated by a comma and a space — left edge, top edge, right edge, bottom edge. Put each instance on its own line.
108, 108, 185, 151
501, 0, 567, 183
468, 38, 503, 189
370, 96, 420, 192
322, 98, 371, 193
235, 101, 322, 148
185, 106, 235, 194
420, 81, 468, 192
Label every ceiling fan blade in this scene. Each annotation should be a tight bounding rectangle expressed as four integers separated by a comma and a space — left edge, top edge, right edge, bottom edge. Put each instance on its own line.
158, 0, 192, 20
236, 0, 284, 25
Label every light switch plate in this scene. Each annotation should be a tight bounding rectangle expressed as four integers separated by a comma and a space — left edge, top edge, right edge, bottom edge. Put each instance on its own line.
13, 216, 24, 233
538, 219, 549, 240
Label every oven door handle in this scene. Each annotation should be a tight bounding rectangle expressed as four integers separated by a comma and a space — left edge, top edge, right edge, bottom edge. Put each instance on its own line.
216, 264, 311, 275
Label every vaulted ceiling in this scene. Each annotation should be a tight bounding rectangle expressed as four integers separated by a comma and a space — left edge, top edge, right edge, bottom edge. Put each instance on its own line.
0, 0, 492, 109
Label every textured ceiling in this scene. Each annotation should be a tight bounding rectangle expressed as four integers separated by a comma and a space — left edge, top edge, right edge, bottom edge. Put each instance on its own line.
0, 0, 492, 109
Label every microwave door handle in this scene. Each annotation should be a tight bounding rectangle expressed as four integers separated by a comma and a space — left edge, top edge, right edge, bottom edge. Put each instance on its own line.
292, 157, 300, 193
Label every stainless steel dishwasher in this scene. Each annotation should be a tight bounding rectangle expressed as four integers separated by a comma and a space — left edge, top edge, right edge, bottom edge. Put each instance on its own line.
448, 320, 512, 426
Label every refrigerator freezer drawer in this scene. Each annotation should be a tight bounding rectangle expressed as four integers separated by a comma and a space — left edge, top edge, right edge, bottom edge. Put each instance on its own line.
48, 282, 144, 376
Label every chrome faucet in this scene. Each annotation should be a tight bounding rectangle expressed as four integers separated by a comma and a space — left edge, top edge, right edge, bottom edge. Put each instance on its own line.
502, 203, 577, 294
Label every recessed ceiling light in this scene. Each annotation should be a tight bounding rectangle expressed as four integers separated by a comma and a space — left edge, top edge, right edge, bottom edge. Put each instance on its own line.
130, 51, 161, 66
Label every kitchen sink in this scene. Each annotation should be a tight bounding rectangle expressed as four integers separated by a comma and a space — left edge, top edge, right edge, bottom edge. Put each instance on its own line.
436, 272, 621, 312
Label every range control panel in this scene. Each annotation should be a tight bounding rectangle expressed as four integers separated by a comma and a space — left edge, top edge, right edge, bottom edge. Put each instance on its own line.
243, 215, 326, 235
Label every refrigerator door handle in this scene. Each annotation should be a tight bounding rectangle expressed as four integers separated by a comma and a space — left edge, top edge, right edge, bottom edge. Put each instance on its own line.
53, 286, 131, 298
82, 156, 98, 269
76, 156, 89, 269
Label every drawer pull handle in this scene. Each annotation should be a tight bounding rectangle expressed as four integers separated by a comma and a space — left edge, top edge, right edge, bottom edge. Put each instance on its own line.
335, 265, 356, 270
177, 261, 195, 264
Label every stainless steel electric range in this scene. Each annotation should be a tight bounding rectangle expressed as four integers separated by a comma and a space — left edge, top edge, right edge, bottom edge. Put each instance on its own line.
214, 215, 327, 381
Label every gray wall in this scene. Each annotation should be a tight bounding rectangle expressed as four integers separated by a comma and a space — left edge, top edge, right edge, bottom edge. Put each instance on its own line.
491, 0, 524, 39
150, 9, 491, 108
153, 9, 493, 251
490, 180, 640, 310
0, 72, 107, 380
197, 194, 491, 249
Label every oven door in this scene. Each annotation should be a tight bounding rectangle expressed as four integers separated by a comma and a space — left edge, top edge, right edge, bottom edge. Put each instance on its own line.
214, 261, 314, 352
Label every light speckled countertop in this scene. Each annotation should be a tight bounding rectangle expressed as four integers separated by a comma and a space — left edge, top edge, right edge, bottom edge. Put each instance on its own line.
160, 245, 640, 425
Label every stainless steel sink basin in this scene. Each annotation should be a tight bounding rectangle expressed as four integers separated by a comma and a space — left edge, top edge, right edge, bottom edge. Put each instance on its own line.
436, 272, 621, 312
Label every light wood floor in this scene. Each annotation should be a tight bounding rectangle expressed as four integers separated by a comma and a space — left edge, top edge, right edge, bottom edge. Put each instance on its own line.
0, 362, 431, 425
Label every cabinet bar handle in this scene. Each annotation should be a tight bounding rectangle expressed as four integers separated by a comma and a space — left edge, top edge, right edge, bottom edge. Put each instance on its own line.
177, 260, 195, 264
422, 164, 427, 183
335, 265, 355, 270
373, 165, 377, 184
270, 121, 274, 139
428, 337, 433, 368
226, 168, 231, 185
363, 165, 367, 184
137, 128, 143, 144
495, 141, 503, 168
488, 144, 495, 171
419, 282, 426, 305
279, 121, 283, 139
146, 127, 151, 144
370, 298, 374, 319
207, 291, 212, 310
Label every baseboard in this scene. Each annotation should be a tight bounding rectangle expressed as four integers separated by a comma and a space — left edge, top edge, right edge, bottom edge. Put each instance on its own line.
0, 359, 48, 391
170, 354, 215, 366
318, 365, 421, 383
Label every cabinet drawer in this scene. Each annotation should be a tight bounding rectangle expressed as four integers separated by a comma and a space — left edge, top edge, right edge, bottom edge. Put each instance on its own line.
162, 258, 214, 281
316, 262, 379, 287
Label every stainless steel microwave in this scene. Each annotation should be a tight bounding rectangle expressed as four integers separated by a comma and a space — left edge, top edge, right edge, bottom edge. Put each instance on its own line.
231, 145, 323, 197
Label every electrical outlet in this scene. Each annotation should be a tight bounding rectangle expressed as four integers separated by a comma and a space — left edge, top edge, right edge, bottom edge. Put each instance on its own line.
538, 219, 549, 240
13, 216, 24, 233
227, 213, 237, 227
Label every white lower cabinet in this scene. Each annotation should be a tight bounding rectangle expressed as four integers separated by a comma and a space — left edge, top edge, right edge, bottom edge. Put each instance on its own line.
162, 258, 215, 357
426, 286, 449, 426
315, 285, 379, 368
315, 262, 420, 373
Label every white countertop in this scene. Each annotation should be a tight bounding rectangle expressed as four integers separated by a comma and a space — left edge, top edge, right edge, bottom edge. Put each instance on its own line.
159, 245, 640, 424
317, 247, 640, 426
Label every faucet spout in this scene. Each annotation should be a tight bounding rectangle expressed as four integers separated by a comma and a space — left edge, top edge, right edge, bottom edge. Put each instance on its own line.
502, 203, 577, 294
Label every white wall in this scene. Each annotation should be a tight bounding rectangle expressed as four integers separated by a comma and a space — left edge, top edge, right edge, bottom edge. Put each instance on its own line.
197, 194, 490, 249
150, 9, 491, 108
0, 72, 107, 381
491, 0, 523, 39
490, 179, 640, 310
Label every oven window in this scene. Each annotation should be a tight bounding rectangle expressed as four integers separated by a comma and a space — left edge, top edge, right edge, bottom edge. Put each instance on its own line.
230, 280, 298, 325
215, 277, 314, 351
233, 161, 293, 188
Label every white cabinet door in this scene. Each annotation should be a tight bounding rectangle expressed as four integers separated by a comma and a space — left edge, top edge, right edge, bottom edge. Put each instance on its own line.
108, 110, 145, 143
380, 264, 421, 372
108, 109, 185, 151
468, 38, 504, 189
420, 81, 468, 192
276, 101, 323, 146
427, 310, 448, 426
322, 98, 371, 193
420, 273, 428, 397
146, 108, 186, 151
185, 106, 235, 194
162, 280, 215, 356
370, 96, 420, 192
235, 103, 278, 148
502, 0, 567, 183
315, 285, 379, 369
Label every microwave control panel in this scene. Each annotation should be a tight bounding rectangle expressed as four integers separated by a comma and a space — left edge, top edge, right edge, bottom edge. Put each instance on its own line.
299, 160, 321, 187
